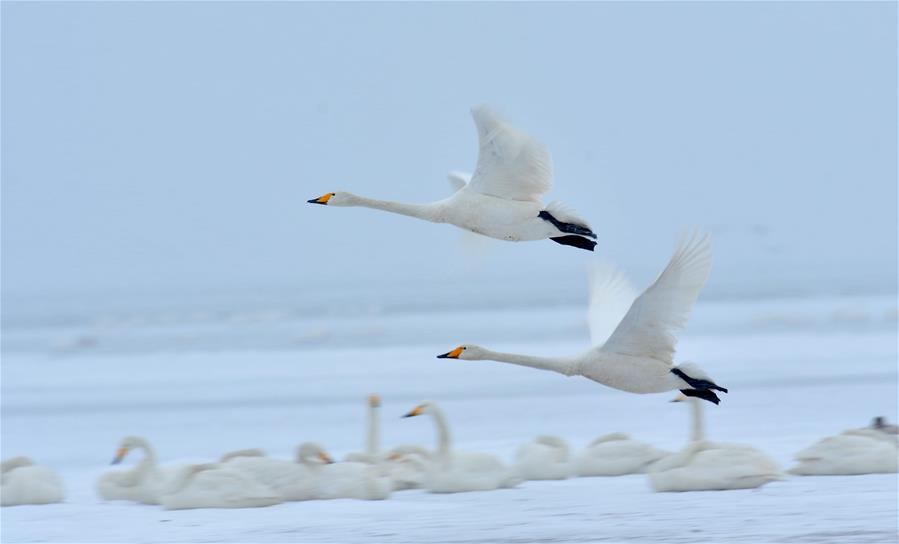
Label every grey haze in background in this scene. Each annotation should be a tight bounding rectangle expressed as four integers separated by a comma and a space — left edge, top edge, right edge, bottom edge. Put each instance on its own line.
2, 2, 896, 325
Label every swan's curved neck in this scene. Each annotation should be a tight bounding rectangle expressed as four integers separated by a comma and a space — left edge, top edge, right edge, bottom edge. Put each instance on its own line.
427, 406, 452, 462
478, 349, 577, 376
133, 438, 158, 467
346, 194, 440, 222
689, 399, 705, 442
367, 403, 380, 456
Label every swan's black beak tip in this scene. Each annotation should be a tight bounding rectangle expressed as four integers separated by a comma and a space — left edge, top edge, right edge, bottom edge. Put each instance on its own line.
307, 198, 326, 205
436, 352, 451, 359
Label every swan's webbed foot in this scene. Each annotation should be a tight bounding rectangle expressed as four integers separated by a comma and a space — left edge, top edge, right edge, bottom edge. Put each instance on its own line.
550, 236, 596, 252
670, 368, 728, 394
538, 211, 597, 239
680, 389, 721, 405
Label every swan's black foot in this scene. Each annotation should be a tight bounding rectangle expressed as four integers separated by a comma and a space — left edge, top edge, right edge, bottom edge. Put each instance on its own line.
680, 389, 721, 405
670, 368, 728, 394
550, 235, 596, 252
538, 211, 597, 239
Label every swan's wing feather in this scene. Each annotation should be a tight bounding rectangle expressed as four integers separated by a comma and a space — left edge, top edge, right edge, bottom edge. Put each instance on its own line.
587, 262, 638, 346
599, 232, 712, 361
447, 171, 471, 193
467, 106, 553, 202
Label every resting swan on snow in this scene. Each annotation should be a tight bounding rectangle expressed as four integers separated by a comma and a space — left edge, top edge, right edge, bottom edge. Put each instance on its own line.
307, 106, 597, 251
225, 442, 335, 501
402, 402, 519, 493
572, 433, 669, 477
1, 456, 65, 506
514, 436, 571, 480
159, 463, 281, 510
648, 395, 782, 492
97, 436, 172, 504
438, 232, 728, 404
789, 424, 898, 476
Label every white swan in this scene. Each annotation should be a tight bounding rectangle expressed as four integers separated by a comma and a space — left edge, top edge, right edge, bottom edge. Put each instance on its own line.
219, 448, 266, 462
789, 426, 898, 476
225, 442, 334, 501
648, 395, 783, 492
572, 432, 669, 477
344, 394, 384, 464
383, 445, 432, 491
159, 463, 281, 510
307, 106, 597, 251
402, 402, 518, 493
438, 232, 728, 404
1, 457, 65, 506
97, 436, 171, 504
870, 416, 899, 435
319, 461, 393, 500
514, 435, 571, 480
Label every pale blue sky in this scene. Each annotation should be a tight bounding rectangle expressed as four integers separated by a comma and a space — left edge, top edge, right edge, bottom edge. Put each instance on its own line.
2, 2, 896, 311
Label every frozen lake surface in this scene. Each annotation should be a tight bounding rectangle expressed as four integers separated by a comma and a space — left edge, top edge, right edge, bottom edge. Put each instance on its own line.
2, 296, 897, 543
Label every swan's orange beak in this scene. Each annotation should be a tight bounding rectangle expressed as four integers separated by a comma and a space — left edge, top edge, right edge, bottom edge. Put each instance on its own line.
368, 394, 381, 407
318, 451, 334, 464
307, 193, 334, 205
402, 405, 424, 418
111, 447, 129, 465
437, 346, 464, 359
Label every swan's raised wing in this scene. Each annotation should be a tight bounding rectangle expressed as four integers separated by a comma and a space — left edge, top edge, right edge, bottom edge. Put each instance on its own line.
447, 171, 471, 193
466, 106, 553, 202
587, 262, 638, 346
599, 232, 712, 362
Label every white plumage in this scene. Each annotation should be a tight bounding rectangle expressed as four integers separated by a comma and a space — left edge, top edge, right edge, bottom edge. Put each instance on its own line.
1, 457, 65, 506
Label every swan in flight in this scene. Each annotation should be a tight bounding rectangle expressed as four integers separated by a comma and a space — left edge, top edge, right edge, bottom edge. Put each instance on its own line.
225, 442, 334, 501
514, 435, 571, 480
1, 457, 65, 506
159, 463, 281, 510
402, 402, 519, 493
437, 232, 728, 403
648, 395, 782, 492
307, 106, 597, 251
97, 436, 172, 505
572, 432, 669, 477
789, 425, 898, 476
344, 394, 385, 464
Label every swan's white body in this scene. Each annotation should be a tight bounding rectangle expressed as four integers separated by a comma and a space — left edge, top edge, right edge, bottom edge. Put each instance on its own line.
383, 445, 432, 491
219, 449, 266, 463
789, 428, 898, 476
159, 463, 281, 510
96, 436, 172, 505
1, 457, 65, 506
514, 436, 571, 480
403, 402, 518, 493
648, 398, 782, 492
308, 107, 596, 251
319, 462, 393, 500
572, 433, 669, 477
225, 442, 333, 501
440, 233, 726, 401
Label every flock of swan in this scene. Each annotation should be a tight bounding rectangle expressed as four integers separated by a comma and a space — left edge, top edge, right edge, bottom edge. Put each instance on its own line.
4, 106, 897, 509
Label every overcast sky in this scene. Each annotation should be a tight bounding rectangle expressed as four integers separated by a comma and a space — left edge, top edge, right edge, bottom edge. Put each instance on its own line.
2, 2, 896, 310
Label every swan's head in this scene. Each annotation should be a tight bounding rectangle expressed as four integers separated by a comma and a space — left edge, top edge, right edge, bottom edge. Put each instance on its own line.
436, 344, 487, 360
296, 442, 334, 465
368, 393, 382, 408
111, 435, 144, 465
401, 401, 437, 418
307, 192, 355, 206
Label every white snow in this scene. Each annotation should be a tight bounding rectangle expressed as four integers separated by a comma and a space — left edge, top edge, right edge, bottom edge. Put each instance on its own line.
2, 296, 897, 543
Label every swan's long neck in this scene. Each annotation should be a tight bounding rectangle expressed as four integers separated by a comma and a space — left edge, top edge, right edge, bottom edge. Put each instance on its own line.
367, 404, 380, 456
478, 349, 577, 376
428, 406, 452, 462
132, 438, 158, 481
689, 399, 705, 442
346, 194, 440, 222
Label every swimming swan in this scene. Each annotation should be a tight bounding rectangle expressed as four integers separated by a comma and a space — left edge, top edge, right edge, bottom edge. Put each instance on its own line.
514, 435, 571, 480
225, 442, 335, 501
1, 456, 65, 506
344, 394, 385, 464
648, 395, 782, 492
438, 232, 728, 404
572, 433, 669, 477
96, 436, 172, 504
307, 106, 597, 251
159, 463, 281, 510
402, 402, 519, 493
789, 426, 898, 476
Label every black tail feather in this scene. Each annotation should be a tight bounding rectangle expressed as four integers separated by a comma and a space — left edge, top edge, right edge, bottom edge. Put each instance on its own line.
550, 235, 596, 252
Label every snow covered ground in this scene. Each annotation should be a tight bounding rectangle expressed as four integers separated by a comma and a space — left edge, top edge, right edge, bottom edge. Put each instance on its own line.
2, 295, 897, 543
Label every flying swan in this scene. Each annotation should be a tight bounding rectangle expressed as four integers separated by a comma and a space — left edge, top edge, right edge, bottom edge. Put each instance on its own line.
1, 456, 65, 506
307, 106, 598, 251
437, 232, 728, 403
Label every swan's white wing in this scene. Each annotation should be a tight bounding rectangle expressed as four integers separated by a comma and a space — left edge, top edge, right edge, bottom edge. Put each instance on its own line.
447, 171, 471, 193
599, 232, 712, 362
466, 106, 552, 202
588, 262, 638, 346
